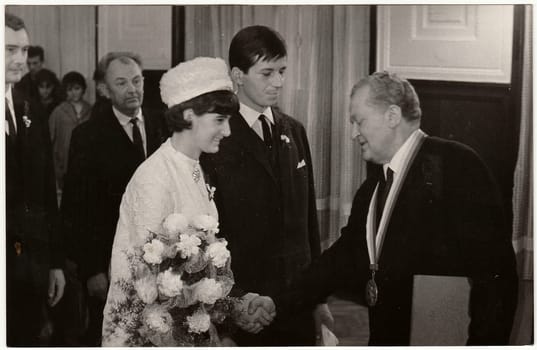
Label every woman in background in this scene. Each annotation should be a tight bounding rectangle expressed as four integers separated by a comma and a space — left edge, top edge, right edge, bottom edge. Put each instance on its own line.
34, 68, 61, 122
49, 71, 92, 203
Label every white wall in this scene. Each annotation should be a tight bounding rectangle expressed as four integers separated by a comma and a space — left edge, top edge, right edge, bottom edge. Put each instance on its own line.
97, 5, 172, 70
377, 5, 514, 83
7, 5, 174, 103
7, 5, 97, 103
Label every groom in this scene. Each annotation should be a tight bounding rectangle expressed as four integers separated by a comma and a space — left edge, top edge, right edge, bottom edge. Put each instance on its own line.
202, 25, 331, 346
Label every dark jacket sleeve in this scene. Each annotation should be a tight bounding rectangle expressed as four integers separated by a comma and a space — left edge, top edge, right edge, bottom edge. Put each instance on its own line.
61, 125, 86, 271
61, 123, 108, 280
273, 180, 373, 317
37, 101, 64, 268
298, 123, 322, 262
201, 152, 246, 298
448, 144, 518, 345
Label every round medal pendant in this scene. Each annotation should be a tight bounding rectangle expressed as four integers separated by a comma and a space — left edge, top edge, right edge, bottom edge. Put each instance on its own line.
365, 278, 378, 307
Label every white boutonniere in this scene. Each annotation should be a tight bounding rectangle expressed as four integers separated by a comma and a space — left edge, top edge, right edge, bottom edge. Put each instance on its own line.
22, 100, 31, 128
280, 134, 290, 144
206, 184, 216, 202
22, 116, 31, 128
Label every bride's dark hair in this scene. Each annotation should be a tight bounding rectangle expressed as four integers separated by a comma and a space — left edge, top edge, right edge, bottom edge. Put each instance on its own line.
165, 90, 239, 132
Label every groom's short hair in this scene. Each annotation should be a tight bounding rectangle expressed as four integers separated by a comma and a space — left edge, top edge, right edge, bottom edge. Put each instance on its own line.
229, 25, 287, 73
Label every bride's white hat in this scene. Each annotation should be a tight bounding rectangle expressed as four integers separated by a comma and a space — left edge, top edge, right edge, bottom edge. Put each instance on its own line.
160, 57, 233, 108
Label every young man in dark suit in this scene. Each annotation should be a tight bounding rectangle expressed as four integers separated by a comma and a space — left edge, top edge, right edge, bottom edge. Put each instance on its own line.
5, 12, 65, 346
60, 51, 167, 345
14, 45, 44, 101
269, 71, 518, 345
201, 25, 332, 346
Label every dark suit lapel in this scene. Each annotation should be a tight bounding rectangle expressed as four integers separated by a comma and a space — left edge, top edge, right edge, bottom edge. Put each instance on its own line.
13, 97, 26, 138
12, 93, 30, 158
272, 108, 293, 174
143, 108, 162, 156
101, 106, 139, 154
230, 112, 275, 181
12, 92, 36, 203
384, 137, 429, 235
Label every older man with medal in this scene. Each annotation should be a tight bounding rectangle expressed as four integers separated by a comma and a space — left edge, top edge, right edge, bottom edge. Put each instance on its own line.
365, 123, 425, 307
268, 71, 518, 345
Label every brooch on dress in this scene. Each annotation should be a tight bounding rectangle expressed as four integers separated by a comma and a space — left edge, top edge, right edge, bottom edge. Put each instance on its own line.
192, 165, 201, 183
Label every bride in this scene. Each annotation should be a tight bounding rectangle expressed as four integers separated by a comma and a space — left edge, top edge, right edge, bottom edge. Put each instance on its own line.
101, 57, 273, 346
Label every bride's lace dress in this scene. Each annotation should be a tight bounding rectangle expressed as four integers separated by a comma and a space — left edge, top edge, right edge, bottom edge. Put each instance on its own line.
102, 139, 219, 346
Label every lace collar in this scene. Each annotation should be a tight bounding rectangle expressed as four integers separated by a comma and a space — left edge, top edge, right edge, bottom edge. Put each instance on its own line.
163, 138, 201, 174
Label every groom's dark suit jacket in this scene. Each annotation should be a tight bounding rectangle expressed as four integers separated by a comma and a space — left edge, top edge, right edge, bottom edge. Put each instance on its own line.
275, 136, 518, 345
201, 107, 321, 345
61, 104, 167, 281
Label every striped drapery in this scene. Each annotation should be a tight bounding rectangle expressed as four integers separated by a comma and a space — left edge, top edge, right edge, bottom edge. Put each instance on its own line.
512, 5, 533, 282
509, 5, 532, 346
184, 5, 371, 249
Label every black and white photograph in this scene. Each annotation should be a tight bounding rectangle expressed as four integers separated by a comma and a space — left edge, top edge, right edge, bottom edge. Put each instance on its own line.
3, 3, 533, 347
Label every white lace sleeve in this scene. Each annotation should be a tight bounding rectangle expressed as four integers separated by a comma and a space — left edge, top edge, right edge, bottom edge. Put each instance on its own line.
102, 173, 174, 347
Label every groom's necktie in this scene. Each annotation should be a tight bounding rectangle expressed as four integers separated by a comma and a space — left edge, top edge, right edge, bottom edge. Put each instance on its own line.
259, 114, 273, 152
376, 167, 394, 232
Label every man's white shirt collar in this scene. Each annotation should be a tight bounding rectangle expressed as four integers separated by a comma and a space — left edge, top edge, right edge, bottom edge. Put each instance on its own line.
384, 129, 424, 178
5, 84, 14, 112
239, 103, 274, 127
112, 106, 143, 126
6, 84, 12, 100
5, 85, 17, 134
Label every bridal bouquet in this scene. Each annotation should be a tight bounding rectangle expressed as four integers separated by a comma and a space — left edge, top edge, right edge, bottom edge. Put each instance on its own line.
108, 212, 238, 346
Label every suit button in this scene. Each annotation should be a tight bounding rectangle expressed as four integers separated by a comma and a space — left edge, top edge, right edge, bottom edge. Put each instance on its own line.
24, 205, 29, 213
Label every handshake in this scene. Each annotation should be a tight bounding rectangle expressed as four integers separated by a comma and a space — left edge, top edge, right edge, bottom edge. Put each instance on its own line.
235, 293, 276, 334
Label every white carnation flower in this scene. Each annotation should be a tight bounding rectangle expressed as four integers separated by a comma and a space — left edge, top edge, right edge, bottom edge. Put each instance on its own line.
175, 234, 201, 259
190, 214, 219, 233
143, 239, 166, 265
134, 273, 158, 304
106, 327, 130, 346
143, 304, 173, 333
186, 310, 211, 334
162, 213, 189, 240
157, 268, 183, 297
194, 278, 223, 305
206, 240, 230, 268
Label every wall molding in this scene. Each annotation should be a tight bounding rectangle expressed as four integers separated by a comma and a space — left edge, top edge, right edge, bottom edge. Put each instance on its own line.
377, 5, 514, 83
